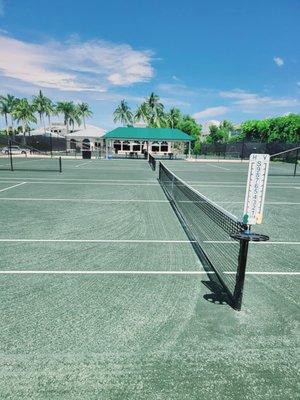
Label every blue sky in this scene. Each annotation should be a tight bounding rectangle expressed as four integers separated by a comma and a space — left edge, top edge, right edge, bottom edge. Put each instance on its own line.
0, 0, 299, 130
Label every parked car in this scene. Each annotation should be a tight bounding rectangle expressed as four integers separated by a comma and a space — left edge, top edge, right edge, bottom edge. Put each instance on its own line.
1, 145, 28, 155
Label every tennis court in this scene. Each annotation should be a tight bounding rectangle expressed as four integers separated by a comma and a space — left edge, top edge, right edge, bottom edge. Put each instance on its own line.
0, 158, 299, 399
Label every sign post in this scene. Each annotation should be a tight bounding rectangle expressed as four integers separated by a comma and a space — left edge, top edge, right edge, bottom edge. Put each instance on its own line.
243, 153, 270, 227
230, 153, 270, 310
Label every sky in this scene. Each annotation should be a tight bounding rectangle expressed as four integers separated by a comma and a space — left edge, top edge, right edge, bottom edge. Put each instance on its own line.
0, 0, 299, 130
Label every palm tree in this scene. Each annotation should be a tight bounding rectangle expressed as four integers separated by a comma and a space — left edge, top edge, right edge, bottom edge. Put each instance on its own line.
134, 102, 151, 125
0, 96, 10, 135
0, 94, 18, 134
56, 101, 75, 134
32, 90, 53, 134
12, 98, 37, 135
69, 105, 82, 132
113, 100, 133, 126
78, 103, 92, 129
44, 99, 55, 127
145, 92, 165, 127
167, 108, 181, 129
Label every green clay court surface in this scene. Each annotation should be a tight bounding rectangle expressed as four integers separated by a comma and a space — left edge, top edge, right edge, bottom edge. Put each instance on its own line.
0, 158, 299, 399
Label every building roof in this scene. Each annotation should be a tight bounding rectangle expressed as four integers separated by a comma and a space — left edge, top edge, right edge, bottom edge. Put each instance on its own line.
29, 124, 105, 139
104, 127, 193, 141
67, 125, 105, 138
25, 127, 65, 138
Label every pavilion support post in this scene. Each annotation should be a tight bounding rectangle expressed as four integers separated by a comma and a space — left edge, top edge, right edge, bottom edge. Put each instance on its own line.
105, 140, 108, 159
188, 141, 191, 158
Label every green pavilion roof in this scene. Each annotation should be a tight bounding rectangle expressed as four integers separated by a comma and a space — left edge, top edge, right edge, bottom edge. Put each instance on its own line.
104, 127, 194, 141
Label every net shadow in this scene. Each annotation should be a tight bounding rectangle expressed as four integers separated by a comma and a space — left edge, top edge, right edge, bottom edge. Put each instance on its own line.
159, 178, 235, 309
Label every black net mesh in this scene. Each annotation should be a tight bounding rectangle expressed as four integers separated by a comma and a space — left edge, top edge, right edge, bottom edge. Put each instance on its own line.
159, 162, 245, 296
0, 139, 62, 172
269, 147, 299, 176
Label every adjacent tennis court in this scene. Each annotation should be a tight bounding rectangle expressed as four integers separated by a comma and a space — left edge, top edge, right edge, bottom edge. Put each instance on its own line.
0, 158, 299, 399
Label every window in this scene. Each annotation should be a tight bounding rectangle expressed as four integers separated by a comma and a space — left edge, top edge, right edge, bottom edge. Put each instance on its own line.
114, 140, 121, 151
70, 139, 77, 149
151, 141, 159, 152
82, 139, 90, 149
132, 141, 141, 151
122, 141, 130, 151
161, 141, 168, 152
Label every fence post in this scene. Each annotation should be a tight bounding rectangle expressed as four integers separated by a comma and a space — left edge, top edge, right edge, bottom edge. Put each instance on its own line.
294, 149, 299, 177
9, 140, 14, 171
241, 139, 245, 161
50, 133, 53, 158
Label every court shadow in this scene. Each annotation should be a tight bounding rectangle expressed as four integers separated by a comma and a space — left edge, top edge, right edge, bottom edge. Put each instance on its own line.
159, 178, 235, 309
201, 280, 232, 307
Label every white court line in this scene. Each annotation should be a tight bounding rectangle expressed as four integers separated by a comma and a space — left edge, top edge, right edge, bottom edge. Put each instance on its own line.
187, 181, 299, 186
205, 164, 231, 171
0, 177, 156, 183
193, 184, 299, 189
0, 198, 298, 206
0, 239, 195, 243
0, 177, 296, 186
0, 270, 298, 275
224, 271, 300, 275
0, 197, 169, 203
0, 270, 209, 275
1, 239, 298, 245
0, 181, 158, 186
0, 178, 297, 189
1, 181, 296, 189
203, 241, 300, 245
0, 182, 26, 193
74, 161, 92, 168
218, 201, 300, 205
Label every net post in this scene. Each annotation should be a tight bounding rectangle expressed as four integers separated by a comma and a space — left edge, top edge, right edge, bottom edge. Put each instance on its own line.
231, 229, 269, 310
9, 139, 14, 171
59, 156, 62, 173
233, 236, 250, 310
294, 149, 299, 177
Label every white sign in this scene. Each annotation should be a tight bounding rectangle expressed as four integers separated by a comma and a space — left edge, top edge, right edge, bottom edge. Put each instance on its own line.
243, 154, 270, 225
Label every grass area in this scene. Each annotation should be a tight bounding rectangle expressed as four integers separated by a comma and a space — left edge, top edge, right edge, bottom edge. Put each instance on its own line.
0, 158, 299, 399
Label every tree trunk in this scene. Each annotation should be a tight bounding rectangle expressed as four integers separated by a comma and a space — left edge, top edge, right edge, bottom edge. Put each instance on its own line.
11, 114, 14, 134
42, 114, 46, 134
83, 116, 86, 130
22, 122, 26, 138
5, 113, 8, 135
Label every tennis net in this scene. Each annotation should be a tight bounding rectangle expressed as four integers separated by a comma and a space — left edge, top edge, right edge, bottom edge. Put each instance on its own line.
270, 146, 299, 176
148, 153, 156, 171
159, 162, 247, 308
0, 140, 62, 172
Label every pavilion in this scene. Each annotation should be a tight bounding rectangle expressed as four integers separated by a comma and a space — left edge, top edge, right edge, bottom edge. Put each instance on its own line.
103, 127, 193, 158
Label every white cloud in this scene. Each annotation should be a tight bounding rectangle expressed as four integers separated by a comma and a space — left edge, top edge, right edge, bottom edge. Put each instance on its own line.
273, 57, 284, 67
0, 34, 154, 92
193, 106, 229, 120
297, 82, 300, 86
219, 89, 299, 111
157, 83, 199, 100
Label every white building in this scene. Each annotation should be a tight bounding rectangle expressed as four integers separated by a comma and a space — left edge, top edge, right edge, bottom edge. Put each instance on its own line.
29, 123, 106, 150
66, 125, 106, 151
